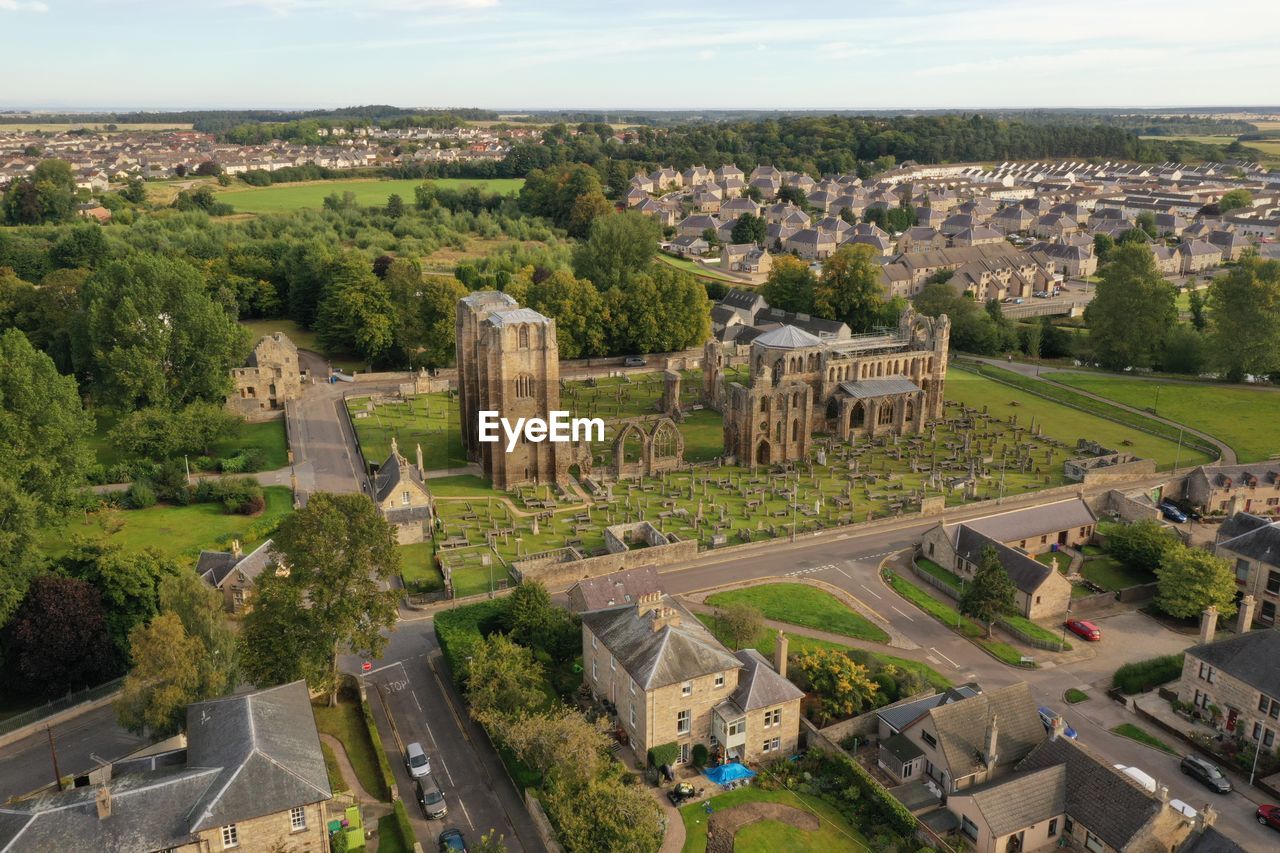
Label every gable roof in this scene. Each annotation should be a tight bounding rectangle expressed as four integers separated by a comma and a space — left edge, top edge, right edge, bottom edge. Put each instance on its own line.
962, 499, 1096, 544
951, 526, 1057, 595
1185, 630, 1280, 698
197, 539, 277, 590
876, 685, 981, 733
568, 566, 661, 612
1217, 520, 1280, 568
1216, 512, 1273, 543
921, 682, 1045, 778
964, 764, 1066, 838
729, 649, 803, 712
580, 596, 743, 690
374, 447, 429, 504
837, 378, 922, 399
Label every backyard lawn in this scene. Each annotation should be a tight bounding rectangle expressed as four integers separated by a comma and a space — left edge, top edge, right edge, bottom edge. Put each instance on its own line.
217, 177, 524, 213
679, 785, 871, 853
706, 583, 889, 644
39, 486, 292, 562
400, 541, 443, 593
1080, 555, 1154, 591
1050, 372, 1280, 463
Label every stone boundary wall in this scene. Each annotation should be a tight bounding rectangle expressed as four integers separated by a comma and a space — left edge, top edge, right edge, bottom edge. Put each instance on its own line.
524, 791, 564, 853
511, 535, 698, 589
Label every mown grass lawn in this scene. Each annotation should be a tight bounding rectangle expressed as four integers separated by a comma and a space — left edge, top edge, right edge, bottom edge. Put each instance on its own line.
679, 785, 871, 853
311, 699, 390, 801
87, 413, 288, 471
656, 251, 740, 283
1050, 372, 1280, 463
915, 557, 962, 588
1081, 555, 1154, 591
706, 582, 889, 644
400, 541, 443, 592
1111, 723, 1178, 755
217, 177, 524, 213
40, 486, 292, 562
1065, 688, 1089, 704
883, 570, 1030, 666
348, 392, 467, 471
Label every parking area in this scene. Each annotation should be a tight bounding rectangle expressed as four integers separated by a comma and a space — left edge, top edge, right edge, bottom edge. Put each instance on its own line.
1059, 609, 1194, 687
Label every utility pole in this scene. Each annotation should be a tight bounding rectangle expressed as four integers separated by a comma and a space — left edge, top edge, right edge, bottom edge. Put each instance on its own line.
47, 726, 63, 792
1174, 428, 1184, 471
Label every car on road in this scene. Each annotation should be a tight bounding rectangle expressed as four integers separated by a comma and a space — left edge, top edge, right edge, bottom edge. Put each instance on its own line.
1159, 501, 1188, 523
1065, 618, 1101, 642
439, 827, 468, 852
405, 741, 431, 778
624, 356, 647, 367
416, 776, 448, 819
1258, 804, 1280, 831
1037, 706, 1078, 739
1180, 755, 1232, 793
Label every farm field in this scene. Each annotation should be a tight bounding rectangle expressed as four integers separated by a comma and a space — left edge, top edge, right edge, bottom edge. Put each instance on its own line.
216, 177, 524, 213
1050, 372, 1280, 463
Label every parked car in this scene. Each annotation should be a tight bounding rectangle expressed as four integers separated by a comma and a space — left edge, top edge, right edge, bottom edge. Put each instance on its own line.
1037, 706, 1078, 739
438, 828, 468, 852
405, 741, 431, 779
624, 356, 647, 367
416, 776, 448, 819
1180, 755, 1232, 793
1159, 501, 1188, 523
1065, 618, 1101, 641
1257, 804, 1280, 831
1113, 764, 1156, 793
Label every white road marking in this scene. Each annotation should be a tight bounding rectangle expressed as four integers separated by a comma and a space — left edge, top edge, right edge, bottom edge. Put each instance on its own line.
458, 798, 474, 829
411, 689, 423, 713
834, 567, 852, 579
366, 660, 406, 675
439, 755, 455, 786
860, 584, 882, 599
891, 606, 914, 622
931, 647, 961, 669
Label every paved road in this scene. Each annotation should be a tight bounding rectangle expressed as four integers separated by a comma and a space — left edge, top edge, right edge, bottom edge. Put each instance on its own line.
0, 704, 149, 802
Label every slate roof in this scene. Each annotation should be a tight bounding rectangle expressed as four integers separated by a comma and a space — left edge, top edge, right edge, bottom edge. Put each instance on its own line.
882, 733, 925, 764
374, 448, 429, 504
1217, 520, 1280, 568
964, 763, 1066, 837
730, 649, 803, 712
837, 378, 922, 399
919, 682, 1045, 778
197, 539, 277, 590
1216, 511, 1273, 543
580, 596, 743, 690
1016, 735, 1164, 851
876, 685, 981, 733
952, 526, 1056, 596
962, 499, 1096, 544
1185, 630, 1280, 698
753, 325, 823, 349
1178, 825, 1248, 853
569, 565, 661, 612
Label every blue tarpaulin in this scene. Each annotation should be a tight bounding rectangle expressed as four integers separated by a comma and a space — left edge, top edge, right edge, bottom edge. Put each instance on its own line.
704, 762, 756, 786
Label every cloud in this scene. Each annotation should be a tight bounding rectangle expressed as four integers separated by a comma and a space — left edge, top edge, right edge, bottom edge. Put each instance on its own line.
226, 0, 496, 14
695, 48, 716, 61
0, 0, 49, 11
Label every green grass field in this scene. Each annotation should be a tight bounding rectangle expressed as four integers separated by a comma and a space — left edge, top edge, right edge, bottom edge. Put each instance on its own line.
1064, 688, 1089, 704
400, 541, 443, 593
348, 392, 467, 471
706, 582, 890, 644
1081, 555, 1154, 591
87, 413, 287, 471
1111, 723, 1178, 755
947, 368, 1215, 469
1050, 372, 1280, 463
311, 698, 390, 801
217, 177, 524, 213
656, 251, 740, 282
39, 486, 291, 563
679, 785, 871, 853
916, 557, 963, 588
883, 569, 1029, 665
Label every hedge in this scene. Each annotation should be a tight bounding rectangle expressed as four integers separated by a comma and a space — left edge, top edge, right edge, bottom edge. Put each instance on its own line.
819, 748, 916, 837
648, 742, 679, 769
360, 692, 397, 799
434, 598, 511, 686
1113, 653, 1185, 695
391, 800, 415, 851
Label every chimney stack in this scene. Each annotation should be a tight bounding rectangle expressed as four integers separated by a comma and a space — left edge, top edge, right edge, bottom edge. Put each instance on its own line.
1157, 783, 1169, 804
1199, 605, 1218, 645
95, 786, 111, 820
636, 591, 663, 617
1236, 595, 1256, 635
231, 539, 242, 560
649, 605, 681, 632
983, 714, 1000, 770
775, 630, 789, 679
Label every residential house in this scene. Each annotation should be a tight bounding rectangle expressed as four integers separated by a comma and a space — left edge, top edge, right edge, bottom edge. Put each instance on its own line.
568, 565, 662, 613
671, 235, 711, 257
1030, 214, 1080, 239
721, 244, 773, 275
714, 164, 745, 184
0, 681, 332, 853
1151, 245, 1181, 275
196, 539, 279, 613
624, 187, 650, 208
1178, 240, 1223, 274
635, 197, 677, 227
675, 214, 722, 239
785, 228, 837, 260
1030, 242, 1098, 278
719, 197, 760, 221
1154, 212, 1188, 236
991, 205, 1035, 235
813, 216, 853, 242
1214, 513, 1280, 626
581, 594, 803, 767
1177, 629, 1280, 752
898, 226, 948, 253
1186, 463, 1280, 516
373, 437, 435, 544
1208, 230, 1250, 262
940, 213, 978, 237
691, 190, 722, 213
952, 226, 1005, 247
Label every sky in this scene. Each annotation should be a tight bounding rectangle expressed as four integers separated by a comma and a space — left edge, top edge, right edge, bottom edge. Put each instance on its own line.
3, 0, 1280, 112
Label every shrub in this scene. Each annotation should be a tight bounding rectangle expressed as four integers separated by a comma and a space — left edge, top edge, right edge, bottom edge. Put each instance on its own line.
647, 742, 678, 769
1113, 653, 1184, 695
360, 693, 395, 800
434, 599, 510, 685
391, 800, 414, 851
691, 743, 708, 768
125, 481, 156, 509
232, 492, 266, 515
872, 671, 898, 701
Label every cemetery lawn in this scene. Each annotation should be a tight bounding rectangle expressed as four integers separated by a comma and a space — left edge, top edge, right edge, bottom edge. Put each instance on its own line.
38, 486, 292, 562
679, 786, 871, 853
399, 542, 443, 593
1049, 372, 1280, 463
217, 177, 524, 213
705, 583, 889, 643
347, 393, 467, 471
946, 369, 1214, 469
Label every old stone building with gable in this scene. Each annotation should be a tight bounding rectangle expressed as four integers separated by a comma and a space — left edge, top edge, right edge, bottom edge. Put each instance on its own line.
227, 332, 304, 420
372, 436, 435, 544
705, 308, 950, 467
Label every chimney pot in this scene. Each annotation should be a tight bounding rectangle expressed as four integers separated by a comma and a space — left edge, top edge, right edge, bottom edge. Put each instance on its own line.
774, 630, 789, 678
231, 539, 242, 560
95, 786, 111, 820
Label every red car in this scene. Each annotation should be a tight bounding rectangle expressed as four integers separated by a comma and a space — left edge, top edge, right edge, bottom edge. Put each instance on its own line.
1065, 618, 1101, 641
1259, 805, 1280, 831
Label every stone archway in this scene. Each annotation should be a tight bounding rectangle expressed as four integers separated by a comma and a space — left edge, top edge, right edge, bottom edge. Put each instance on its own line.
755, 439, 772, 466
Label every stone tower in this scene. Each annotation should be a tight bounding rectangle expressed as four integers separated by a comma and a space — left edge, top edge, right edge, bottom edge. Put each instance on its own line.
456, 292, 566, 489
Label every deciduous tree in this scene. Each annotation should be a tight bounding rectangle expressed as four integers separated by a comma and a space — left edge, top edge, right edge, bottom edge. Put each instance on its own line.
540, 767, 663, 853
1155, 544, 1237, 620
59, 544, 183, 663
466, 633, 547, 722
0, 478, 41, 631
571, 211, 660, 291
6, 575, 117, 697
760, 255, 817, 314
730, 213, 767, 245
493, 708, 611, 786
959, 546, 1016, 638
1083, 244, 1176, 370
1207, 256, 1280, 382
1106, 519, 1178, 574
716, 602, 763, 650
116, 613, 209, 737
813, 243, 884, 332
1218, 189, 1253, 214
793, 648, 879, 725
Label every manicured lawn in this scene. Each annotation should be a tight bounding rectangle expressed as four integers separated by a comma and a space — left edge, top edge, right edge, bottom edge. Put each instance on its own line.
450, 562, 505, 598
400, 542, 443, 593
1051, 372, 1280, 463
678, 407, 726, 462
656, 251, 740, 282
429, 475, 497, 497
348, 393, 467, 471
87, 413, 287, 471
376, 814, 411, 853
883, 570, 1031, 666
1001, 613, 1071, 650
1082, 555, 1154, 591
40, 486, 292, 562
706, 583, 889, 644
1064, 688, 1089, 704
679, 784, 871, 853
1111, 723, 1179, 755
320, 741, 347, 794
217, 177, 524, 213
947, 367, 1214, 470
311, 699, 390, 801
915, 557, 963, 588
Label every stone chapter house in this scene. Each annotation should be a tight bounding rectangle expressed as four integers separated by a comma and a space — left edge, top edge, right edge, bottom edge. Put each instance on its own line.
704, 308, 950, 467
227, 332, 304, 420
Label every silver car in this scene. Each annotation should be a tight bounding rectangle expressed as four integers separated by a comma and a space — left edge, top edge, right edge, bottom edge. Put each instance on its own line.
405, 741, 431, 779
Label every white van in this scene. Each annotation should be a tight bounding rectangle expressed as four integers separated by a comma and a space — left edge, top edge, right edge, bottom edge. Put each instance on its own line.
1113, 764, 1156, 793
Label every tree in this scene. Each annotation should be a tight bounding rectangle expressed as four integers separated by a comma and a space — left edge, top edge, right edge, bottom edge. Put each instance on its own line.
51, 225, 110, 270
2, 159, 76, 225
473, 831, 509, 853
1206, 256, 1280, 382
1093, 233, 1115, 262
465, 633, 547, 723
1020, 321, 1042, 359
1083, 244, 1176, 370
540, 768, 664, 853
792, 648, 879, 724
571, 211, 660, 291
158, 571, 239, 693
959, 546, 1017, 638
601, 263, 709, 356
523, 269, 605, 360
79, 254, 250, 411
58, 544, 183, 663
493, 708, 611, 786
0, 478, 41, 631
813, 244, 884, 332
194, 160, 223, 177
1155, 545, 1237, 620
730, 213, 767, 245
506, 580, 560, 649
1187, 289, 1207, 331
109, 401, 242, 461
1105, 519, 1177, 574
416, 274, 468, 367
120, 177, 147, 205
776, 185, 808, 210
115, 613, 210, 737
385, 193, 405, 218
0, 329, 94, 514
315, 252, 398, 364
1135, 211, 1158, 239
1160, 325, 1208, 375
5, 575, 117, 697
239, 493, 400, 701
760, 254, 817, 314
716, 602, 763, 650
567, 191, 613, 238
1218, 189, 1253, 214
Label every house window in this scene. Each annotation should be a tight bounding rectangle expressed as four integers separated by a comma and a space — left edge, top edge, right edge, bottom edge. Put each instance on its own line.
762, 737, 780, 753
221, 825, 239, 849
714, 674, 725, 689
961, 816, 979, 842
1266, 729, 1276, 749
1263, 601, 1277, 624
1208, 666, 1216, 684
1040, 535, 1048, 544
901, 760, 914, 778
1048, 818, 1058, 837
401, 491, 410, 506
290, 806, 306, 831
682, 682, 692, 697
1271, 699, 1279, 720
728, 720, 743, 736
679, 743, 690, 764
630, 704, 636, 727
1236, 559, 1251, 584
1253, 721, 1263, 741
764, 708, 782, 728
1064, 816, 1074, 835
1261, 695, 1270, 713
1268, 571, 1280, 596
677, 710, 690, 734
630, 680, 636, 696
921, 730, 937, 748
591, 635, 597, 650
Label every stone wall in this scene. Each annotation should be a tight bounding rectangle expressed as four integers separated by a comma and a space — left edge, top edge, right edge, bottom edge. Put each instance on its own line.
512, 533, 698, 589
1066, 454, 1158, 485
524, 791, 564, 853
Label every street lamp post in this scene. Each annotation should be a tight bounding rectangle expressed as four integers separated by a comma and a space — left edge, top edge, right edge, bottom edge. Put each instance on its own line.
1060, 604, 1071, 650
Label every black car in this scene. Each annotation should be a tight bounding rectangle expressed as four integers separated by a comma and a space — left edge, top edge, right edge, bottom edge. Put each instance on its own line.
438, 827, 468, 852
1180, 755, 1232, 793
